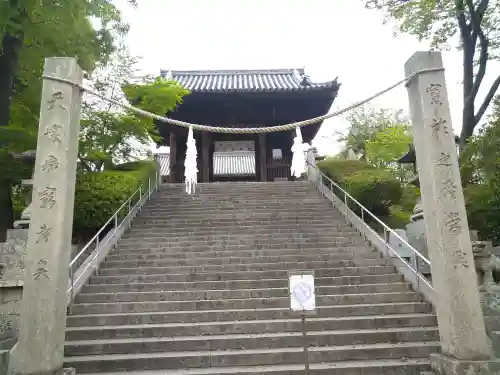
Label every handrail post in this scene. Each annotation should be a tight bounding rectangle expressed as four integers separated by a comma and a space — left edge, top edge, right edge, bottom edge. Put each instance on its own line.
94, 236, 100, 275
69, 266, 74, 302
344, 192, 348, 223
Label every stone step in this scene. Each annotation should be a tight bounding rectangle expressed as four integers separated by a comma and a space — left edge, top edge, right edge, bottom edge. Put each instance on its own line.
134, 214, 336, 222
156, 190, 316, 197
82, 274, 405, 293
153, 188, 318, 193
67, 302, 433, 327
140, 205, 332, 213
118, 231, 357, 242
101, 253, 381, 268
96, 259, 386, 276
149, 198, 325, 205
63, 342, 438, 373
160, 185, 314, 191
65, 313, 437, 340
164, 184, 314, 190
117, 233, 361, 244
104, 247, 378, 262
64, 327, 439, 355
129, 219, 344, 227
120, 227, 355, 238
69, 292, 421, 315
75, 283, 410, 304
138, 209, 337, 217
60, 358, 431, 375
122, 228, 357, 239
139, 207, 339, 218
89, 266, 398, 284
124, 224, 355, 236
144, 201, 332, 207
116, 242, 364, 253
155, 191, 318, 198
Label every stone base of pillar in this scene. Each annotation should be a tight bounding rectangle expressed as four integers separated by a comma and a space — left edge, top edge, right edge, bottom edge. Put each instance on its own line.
1, 350, 9, 375
11, 367, 75, 375
430, 353, 500, 375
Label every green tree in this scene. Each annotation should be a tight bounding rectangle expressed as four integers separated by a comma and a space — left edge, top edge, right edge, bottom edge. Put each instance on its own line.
337, 106, 408, 160
365, 124, 414, 181
79, 44, 190, 171
0, 0, 136, 240
461, 95, 500, 243
365, 124, 412, 165
364, 0, 500, 148
461, 95, 500, 185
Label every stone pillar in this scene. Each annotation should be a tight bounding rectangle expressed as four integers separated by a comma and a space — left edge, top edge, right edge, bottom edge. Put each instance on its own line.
405, 51, 498, 375
169, 132, 177, 183
258, 133, 267, 182
9, 58, 82, 375
201, 132, 211, 182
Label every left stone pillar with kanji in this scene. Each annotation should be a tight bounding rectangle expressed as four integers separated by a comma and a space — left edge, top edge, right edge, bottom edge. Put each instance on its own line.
9, 58, 83, 375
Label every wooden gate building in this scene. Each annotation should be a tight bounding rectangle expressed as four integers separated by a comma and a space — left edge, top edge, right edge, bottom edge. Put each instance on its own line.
155, 68, 340, 182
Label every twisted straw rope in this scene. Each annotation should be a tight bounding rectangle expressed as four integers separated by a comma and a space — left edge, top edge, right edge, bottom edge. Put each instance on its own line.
42, 68, 442, 134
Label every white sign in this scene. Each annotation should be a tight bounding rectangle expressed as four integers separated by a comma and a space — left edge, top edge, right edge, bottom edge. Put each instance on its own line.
289, 273, 316, 312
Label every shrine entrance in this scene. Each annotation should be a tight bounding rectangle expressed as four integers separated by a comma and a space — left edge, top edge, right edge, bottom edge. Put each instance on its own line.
155, 68, 340, 183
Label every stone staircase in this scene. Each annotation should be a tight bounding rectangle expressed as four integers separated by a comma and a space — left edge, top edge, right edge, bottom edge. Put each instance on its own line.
63, 181, 440, 374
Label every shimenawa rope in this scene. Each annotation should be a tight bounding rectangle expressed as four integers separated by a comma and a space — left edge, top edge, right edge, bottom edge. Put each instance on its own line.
42, 67, 443, 134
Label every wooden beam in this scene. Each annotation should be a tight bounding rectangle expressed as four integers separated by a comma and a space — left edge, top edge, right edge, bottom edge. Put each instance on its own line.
202, 132, 211, 182
258, 133, 267, 182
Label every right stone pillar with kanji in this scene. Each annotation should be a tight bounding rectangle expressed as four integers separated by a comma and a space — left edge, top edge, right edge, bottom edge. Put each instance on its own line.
405, 51, 499, 375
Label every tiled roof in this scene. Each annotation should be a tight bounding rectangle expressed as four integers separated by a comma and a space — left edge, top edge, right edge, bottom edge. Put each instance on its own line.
156, 152, 256, 176
160, 68, 339, 93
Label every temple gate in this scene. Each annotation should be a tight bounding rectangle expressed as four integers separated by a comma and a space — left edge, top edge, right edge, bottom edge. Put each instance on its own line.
156, 69, 340, 182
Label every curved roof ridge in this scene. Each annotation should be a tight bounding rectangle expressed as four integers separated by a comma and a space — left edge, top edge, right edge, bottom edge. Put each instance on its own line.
159, 68, 340, 93
161, 68, 305, 76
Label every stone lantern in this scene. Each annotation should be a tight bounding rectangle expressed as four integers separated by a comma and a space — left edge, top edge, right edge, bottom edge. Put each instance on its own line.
12, 150, 36, 229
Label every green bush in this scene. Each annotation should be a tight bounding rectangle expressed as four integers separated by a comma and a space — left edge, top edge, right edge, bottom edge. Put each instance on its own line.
343, 169, 403, 216
384, 205, 412, 229
112, 160, 158, 188
73, 160, 157, 241
400, 185, 420, 212
317, 159, 402, 217
317, 159, 374, 183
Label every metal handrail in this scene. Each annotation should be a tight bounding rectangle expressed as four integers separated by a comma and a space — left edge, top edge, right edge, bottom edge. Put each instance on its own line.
67, 170, 160, 299
306, 161, 433, 291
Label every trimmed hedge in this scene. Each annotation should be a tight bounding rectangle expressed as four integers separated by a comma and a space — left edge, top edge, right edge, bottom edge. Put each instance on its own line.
72, 160, 157, 241
317, 159, 402, 217
316, 159, 374, 183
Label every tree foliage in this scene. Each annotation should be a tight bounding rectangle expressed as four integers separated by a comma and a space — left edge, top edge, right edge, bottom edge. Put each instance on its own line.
366, 125, 412, 168
78, 44, 190, 172
338, 106, 408, 160
364, 0, 500, 146
0, 0, 136, 240
460, 95, 500, 185
460, 95, 500, 243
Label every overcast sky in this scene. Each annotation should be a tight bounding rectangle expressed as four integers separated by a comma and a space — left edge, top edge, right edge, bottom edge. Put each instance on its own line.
114, 0, 499, 155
